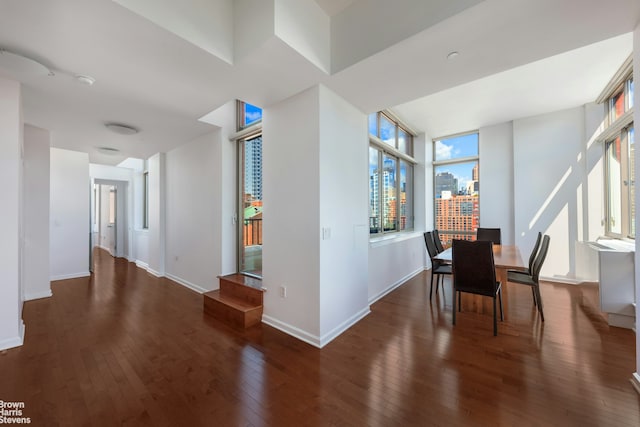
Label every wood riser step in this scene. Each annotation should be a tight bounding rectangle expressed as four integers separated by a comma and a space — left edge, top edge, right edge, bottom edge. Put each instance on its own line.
219, 275, 263, 306
203, 290, 262, 329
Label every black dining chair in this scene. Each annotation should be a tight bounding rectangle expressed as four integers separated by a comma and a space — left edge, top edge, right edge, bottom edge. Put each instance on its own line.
433, 229, 445, 253
476, 227, 502, 244
507, 235, 550, 321
508, 232, 541, 304
452, 239, 503, 336
424, 231, 452, 299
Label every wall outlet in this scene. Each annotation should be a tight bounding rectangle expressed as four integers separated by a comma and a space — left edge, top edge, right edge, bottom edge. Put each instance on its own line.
279, 285, 286, 298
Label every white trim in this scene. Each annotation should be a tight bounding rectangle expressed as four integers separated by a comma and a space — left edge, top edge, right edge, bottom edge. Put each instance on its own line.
370, 231, 422, 248
318, 307, 370, 347
147, 268, 164, 278
596, 55, 633, 104
0, 320, 24, 351
369, 135, 417, 164
263, 307, 372, 348
369, 266, 425, 305
631, 373, 640, 395
607, 313, 635, 329
165, 273, 208, 294
262, 315, 322, 348
24, 289, 53, 301
595, 108, 634, 143
51, 271, 91, 281
135, 260, 149, 270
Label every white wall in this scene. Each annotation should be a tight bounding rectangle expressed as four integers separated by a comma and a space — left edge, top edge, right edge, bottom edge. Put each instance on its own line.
317, 85, 369, 343
23, 125, 51, 301
0, 77, 24, 350
147, 153, 166, 277
165, 132, 219, 293
513, 106, 602, 281
263, 86, 322, 343
632, 21, 640, 392
479, 122, 514, 244
50, 148, 90, 281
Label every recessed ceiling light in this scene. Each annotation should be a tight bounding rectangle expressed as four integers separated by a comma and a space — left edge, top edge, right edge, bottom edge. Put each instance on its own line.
97, 147, 120, 155
75, 74, 95, 86
105, 122, 139, 135
447, 51, 460, 60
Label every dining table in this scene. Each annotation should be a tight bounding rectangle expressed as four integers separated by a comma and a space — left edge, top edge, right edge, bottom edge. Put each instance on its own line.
434, 244, 525, 285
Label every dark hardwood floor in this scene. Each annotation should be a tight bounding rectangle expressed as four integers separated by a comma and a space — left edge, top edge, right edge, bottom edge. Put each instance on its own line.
1, 248, 638, 426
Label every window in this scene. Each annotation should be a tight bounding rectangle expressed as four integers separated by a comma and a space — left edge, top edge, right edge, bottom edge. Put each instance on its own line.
143, 171, 149, 229
369, 111, 415, 235
433, 132, 479, 247
238, 101, 263, 130
237, 101, 263, 277
599, 57, 634, 239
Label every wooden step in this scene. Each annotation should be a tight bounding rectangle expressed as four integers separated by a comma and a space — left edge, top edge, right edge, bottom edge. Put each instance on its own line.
203, 274, 265, 329
203, 290, 263, 329
218, 274, 264, 306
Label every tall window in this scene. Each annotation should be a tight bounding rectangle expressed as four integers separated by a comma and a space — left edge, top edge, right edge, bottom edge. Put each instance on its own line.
598, 57, 634, 239
369, 111, 415, 235
142, 171, 149, 229
433, 132, 479, 247
237, 101, 263, 277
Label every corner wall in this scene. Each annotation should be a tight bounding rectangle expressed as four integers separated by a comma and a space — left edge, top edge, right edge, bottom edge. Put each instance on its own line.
50, 148, 90, 281
632, 22, 640, 394
0, 77, 24, 350
23, 125, 51, 300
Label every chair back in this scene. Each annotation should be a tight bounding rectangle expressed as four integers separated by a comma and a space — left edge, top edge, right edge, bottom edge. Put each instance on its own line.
531, 235, 550, 282
476, 227, 502, 245
433, 229, 445, 253
452, 239, 497, 297
528, 232, 542, 272
423, 232, 438, 259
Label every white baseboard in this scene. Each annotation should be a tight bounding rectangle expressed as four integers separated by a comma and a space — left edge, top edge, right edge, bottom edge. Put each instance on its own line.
135, 260, 149, 270
318, 307, 370, 347
165, 273, 208, 294
147, 268, 164, 278
262, 306, 371, 349
607, 313, 635, 329
368, 266, 425, 305
262, 315, 322, 348
631, 373, 640, 395
50, 271, 91, 281
0, 320, 25, 351
24, 289, 53, 301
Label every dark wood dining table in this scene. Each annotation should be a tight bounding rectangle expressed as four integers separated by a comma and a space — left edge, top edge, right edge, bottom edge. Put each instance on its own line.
434, 244, 525, 285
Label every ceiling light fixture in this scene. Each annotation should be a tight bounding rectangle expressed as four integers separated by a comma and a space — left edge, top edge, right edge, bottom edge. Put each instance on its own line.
447, 51, 460, 60
97, 147, 121, 155
75, 74, 95, 86
105, 122, 139, 135
0, 48, 53, 76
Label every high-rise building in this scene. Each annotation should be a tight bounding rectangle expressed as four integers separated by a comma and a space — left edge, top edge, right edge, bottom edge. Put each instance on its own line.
435, 194, 479, 246
435, 172, 458, 197
244, 136, 262, 201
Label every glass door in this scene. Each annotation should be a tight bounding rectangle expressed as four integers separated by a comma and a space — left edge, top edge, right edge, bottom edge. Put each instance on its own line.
239, 135, 263, 277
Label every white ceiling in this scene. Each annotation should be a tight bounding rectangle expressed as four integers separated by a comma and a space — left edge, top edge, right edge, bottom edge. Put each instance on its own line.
0, 0, 637, 165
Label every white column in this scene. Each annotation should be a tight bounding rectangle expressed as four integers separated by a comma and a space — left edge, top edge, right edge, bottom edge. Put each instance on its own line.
0, 76, 24, 350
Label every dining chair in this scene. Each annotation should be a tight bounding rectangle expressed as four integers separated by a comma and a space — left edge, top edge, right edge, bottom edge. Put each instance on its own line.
424, 231, 452, 300
433, 229, 445, 253
476, 227, 502, 245
508, 231, 542, 305
452, 239, 503, 336
507, 234, 550, 321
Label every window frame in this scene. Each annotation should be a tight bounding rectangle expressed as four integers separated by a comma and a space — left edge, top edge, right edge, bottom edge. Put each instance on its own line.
368, 111, 416, 237
142, 171, 149, 229
599, 60, 634, 239
432, 130, 480, 246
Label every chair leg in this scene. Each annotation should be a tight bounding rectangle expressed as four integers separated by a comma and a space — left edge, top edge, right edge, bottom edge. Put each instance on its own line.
493, 295, 498, 336
498, 288, 504, 321
531, 287, 537, 306
452, 287, 457, 326
429, 271, 435, 300
534, 285, 545, 321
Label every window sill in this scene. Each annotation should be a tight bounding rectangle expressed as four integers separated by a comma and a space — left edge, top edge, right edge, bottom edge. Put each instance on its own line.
369, 231, 422, 248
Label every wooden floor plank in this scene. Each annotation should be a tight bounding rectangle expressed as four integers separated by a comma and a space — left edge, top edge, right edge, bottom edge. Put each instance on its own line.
0, 248, 638, 426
